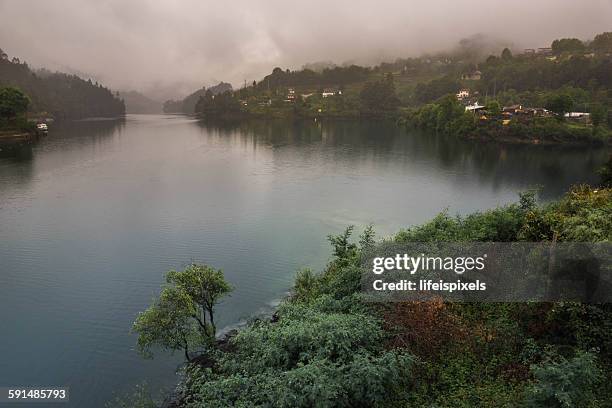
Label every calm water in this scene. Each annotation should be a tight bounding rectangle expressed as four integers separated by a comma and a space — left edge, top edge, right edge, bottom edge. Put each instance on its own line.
0, 115, 608, 407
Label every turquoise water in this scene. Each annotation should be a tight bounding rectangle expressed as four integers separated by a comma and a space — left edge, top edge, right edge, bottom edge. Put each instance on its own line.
0, 115, 607, 407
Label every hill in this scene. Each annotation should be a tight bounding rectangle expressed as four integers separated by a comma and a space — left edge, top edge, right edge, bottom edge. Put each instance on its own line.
163, 82, 232, 114
0, 48, 124, 119
118, 90, 161, 114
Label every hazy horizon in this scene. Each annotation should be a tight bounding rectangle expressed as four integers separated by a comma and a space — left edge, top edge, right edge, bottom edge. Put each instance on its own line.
1, 0, 611, 101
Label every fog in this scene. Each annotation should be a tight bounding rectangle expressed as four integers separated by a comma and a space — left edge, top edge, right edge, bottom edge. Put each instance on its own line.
1, 0, 611, 100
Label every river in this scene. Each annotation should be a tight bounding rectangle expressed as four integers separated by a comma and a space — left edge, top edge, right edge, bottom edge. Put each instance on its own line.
0, 114, 608, 407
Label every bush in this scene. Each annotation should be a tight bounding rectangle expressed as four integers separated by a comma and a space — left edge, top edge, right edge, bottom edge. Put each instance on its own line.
525, 350, 602, 408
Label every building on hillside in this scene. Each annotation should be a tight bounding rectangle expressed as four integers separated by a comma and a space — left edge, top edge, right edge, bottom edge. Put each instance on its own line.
322, 88, 341, 98
461, 70, 482, 81
537, 48, 553, 56
301, 93, 314, 99
523, 48, 536, 55
565, 112, 590, 122
465, 102, 486, 113
456, 89, 470, 100
503, 105, 523, 115
285, 88, 296, 102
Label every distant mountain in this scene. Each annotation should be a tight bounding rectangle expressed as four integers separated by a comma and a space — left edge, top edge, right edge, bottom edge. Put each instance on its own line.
163, 82, 232, 114
0, 48, 124, 119
119, 90, 162, 114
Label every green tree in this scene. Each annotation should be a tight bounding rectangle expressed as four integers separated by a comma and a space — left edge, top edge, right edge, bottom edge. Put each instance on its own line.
545, 94, 574, 119
133, 286, 200, 361
166, 264, 232, 337
590, 103, 607, 128
487, 100, 502, 117
591, 32, 612, 53
524, 351, 602, 408
0, 87, 30, 119
551, 38, 585, 55
359, 73, 399, 114
501, 47, 513, 61
133, 264, 232, 361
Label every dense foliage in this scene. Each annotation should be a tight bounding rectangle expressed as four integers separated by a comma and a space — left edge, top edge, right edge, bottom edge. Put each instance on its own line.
402, 91, 610, 144
0, 49, 124, 119
133, 264, 232, 362
146, 184, 612, 407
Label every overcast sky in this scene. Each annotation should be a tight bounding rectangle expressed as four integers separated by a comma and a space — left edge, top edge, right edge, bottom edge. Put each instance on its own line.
1, 0, 611, 100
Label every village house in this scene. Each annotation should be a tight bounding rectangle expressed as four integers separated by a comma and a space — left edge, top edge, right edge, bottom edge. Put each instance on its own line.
284, 88, 296, 102
465, 102, 486, 114
502, 105, 523, 115
565, 112, 590, 122
322, 88, 341, 98
537, 47, 553, 56
461, 70, 481, 81
456, 89, 470, 100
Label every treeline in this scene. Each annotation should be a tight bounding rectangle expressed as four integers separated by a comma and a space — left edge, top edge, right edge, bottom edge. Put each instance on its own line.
194, 73, 401, 119
254, 65, 371, 92
0, 49, 124, 119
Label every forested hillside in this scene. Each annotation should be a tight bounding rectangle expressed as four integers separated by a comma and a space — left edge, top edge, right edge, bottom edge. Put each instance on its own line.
0, 49, 124, 119
163, 82, 232, 114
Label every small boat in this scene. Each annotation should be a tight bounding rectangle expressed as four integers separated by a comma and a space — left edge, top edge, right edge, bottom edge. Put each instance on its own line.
36, 123, 48, 133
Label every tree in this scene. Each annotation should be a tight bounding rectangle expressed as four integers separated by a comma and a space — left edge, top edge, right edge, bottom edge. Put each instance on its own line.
133, 264, 232, 361
501, 47, 513, 61
551, 38, 585, 55
545, 94, 574, 119
590, 103, 607, 128
166, 264, 232, 337
591, 32, 612, 54
328, 226, 357, 260
133, 287, 200, 361
524, 351, 602, 408
0, 87, 30, 119
487, 100, 502, 117
359, 73, 399, 114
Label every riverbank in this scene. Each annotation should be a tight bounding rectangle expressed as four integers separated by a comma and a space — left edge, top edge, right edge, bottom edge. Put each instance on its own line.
399, 96, 611, 146
149, 183, 612, 407
0, 127, 45, 153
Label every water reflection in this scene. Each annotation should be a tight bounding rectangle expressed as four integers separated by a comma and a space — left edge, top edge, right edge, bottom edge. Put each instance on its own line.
196, 118, 609, 200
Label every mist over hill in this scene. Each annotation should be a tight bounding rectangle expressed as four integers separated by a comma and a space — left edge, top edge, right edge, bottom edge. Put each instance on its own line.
119, 90, 162, 114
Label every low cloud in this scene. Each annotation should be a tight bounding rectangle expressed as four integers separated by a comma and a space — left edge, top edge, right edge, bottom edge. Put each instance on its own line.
1, 0, 610, 100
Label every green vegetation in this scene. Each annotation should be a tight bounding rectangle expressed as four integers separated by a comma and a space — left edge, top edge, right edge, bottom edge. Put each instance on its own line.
401, 90, 611, 144
134, 181, 612, 406
0, 86, 33, 132
133, 264, 232, 362
0, 86, 29, 119
0, 48, 124, 119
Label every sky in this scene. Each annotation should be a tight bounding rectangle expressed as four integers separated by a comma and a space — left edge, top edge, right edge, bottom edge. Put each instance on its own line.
1, 0, 611, 100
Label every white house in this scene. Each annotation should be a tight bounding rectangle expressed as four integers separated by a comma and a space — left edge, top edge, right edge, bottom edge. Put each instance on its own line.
322, 88, 341, 98
465, 102, 486, 112
564, 112, 590, 119
456, 89, 470, 100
